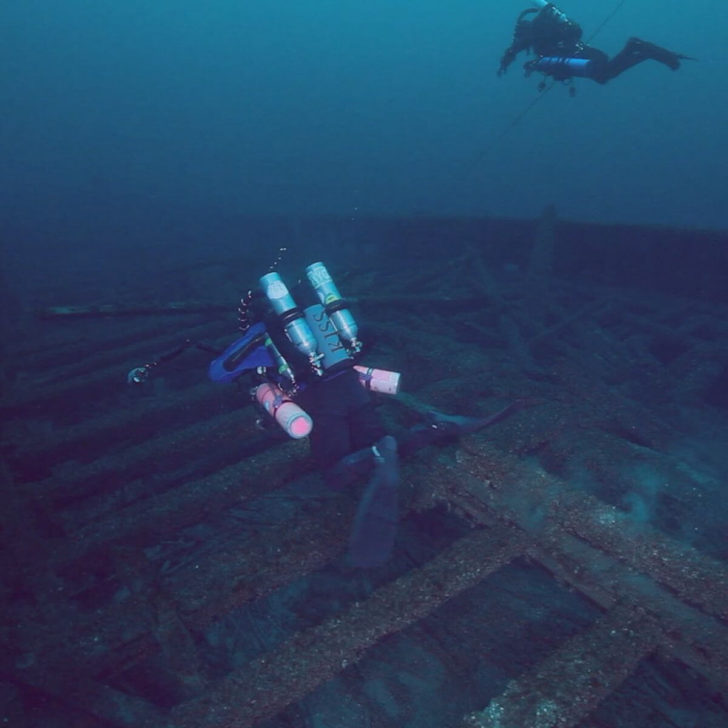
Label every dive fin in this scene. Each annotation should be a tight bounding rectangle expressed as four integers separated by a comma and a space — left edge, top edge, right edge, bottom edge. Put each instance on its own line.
348, 436, 399, 568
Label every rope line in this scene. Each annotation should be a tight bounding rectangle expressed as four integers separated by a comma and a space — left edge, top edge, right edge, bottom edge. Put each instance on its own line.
586, 0, 628, 44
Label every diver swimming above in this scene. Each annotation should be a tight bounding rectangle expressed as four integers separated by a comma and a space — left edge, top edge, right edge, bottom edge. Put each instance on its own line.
129, 257, 523, 568
498, 0, 693, 86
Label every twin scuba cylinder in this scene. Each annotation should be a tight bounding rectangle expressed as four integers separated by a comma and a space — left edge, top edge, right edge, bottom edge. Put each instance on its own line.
258, 262, 363, 374
257, 262, 400, 438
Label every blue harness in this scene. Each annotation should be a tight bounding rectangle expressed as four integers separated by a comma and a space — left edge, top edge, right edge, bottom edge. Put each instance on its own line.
208, 323, 275, 383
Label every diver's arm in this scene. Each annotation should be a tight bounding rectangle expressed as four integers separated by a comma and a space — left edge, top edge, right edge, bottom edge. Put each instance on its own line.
498, 46, 517, 75
498, 36, 531, 75
498, 8, 538, 75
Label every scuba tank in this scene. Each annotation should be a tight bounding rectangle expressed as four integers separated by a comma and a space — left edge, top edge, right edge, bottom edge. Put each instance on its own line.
305, 262, 362, 353
254, 382, 313, 439
354, 365, 401, 395
259, 272, 323, 374
533, 56, 593, 77
303, 304, 352, 371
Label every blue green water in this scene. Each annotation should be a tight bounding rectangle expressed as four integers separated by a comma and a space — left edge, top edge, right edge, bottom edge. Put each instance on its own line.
3, 1, 726, 230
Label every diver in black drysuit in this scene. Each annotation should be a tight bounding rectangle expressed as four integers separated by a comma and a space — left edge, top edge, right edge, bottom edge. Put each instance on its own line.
129, 264, 522, 568
222, 273, 521, 568
498, 3, 692, 84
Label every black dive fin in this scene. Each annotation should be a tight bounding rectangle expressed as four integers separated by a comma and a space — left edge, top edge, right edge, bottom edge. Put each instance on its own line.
348, 436, 399, 568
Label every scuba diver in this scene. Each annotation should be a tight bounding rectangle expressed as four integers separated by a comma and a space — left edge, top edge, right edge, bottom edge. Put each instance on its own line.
498, 1, 692, 86
129, 258, 521, 568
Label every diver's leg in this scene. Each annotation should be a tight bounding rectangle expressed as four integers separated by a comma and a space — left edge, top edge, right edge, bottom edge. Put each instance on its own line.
298, 373, 359, 474
321, 430, 399, 567
577, 46, 610, 84
324, 442, 377, 489
322, 370, 387, 489
601, 37, 688, 82
350, 395, 388, 452
399, 400, 525, 458
309, 411, 354, 475
347, 402, 523, 565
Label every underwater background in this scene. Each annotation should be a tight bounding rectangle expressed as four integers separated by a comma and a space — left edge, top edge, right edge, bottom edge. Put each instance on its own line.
3, 0, 727, 231
2, 2, 728, 727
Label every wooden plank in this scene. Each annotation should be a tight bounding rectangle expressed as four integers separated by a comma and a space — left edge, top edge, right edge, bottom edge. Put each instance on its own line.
417, 450, 728, 691
67, 439, 310, 557
527, 535, 728, 694
436, 445, 728, 622
164, 524, 528, 728
8, 382, 229, 476
464, 603, 660, 728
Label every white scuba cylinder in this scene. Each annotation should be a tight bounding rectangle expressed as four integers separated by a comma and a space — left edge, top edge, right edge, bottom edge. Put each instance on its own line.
259, 272, 321, 371
305, 262, 361, 353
